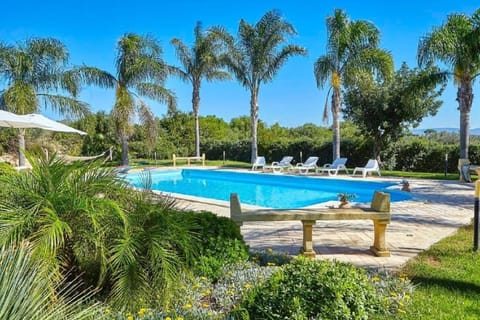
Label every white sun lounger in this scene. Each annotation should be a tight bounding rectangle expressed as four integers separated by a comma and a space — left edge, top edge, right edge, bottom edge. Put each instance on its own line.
263, 156, 293, 173
352, 159, 381, 178
289, 156, 318, 175
316, 157, 349, 176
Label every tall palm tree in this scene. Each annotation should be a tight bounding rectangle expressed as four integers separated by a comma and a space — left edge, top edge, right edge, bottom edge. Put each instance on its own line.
171, 21, 230, 157
110, 33, 177, 166
216, 10, 307, 163
314, 9, 393, 160
0, 38, 92, 167
418, 9, 480, 160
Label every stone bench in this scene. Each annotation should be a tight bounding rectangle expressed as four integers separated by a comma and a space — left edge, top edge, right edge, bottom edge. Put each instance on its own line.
172, 153, 205, 167
230, 191, 391, 258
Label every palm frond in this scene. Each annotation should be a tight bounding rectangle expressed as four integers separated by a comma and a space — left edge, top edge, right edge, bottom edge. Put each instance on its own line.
264, 44, 307, 82
170, 38, 193, 78
2, 82, 38, 114
37, 93, 90, 118
0, 242, 102, 320
205, 69, 231, 81
135, 82, 177, 110
314, 55, 335, 89
69, 65, 117, 89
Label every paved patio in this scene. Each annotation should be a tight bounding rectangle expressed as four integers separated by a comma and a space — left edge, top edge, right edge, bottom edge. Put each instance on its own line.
172, 171, 476, 270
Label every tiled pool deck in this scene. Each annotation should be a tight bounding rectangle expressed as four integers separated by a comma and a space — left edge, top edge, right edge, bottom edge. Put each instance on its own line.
158, 168, 475, 271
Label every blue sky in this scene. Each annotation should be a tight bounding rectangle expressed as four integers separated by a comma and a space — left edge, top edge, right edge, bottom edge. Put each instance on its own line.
1, 0, 479, 130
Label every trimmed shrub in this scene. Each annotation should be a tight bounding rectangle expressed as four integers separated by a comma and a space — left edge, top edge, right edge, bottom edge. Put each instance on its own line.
240, 257, 381, 319
190, 211, 250, 280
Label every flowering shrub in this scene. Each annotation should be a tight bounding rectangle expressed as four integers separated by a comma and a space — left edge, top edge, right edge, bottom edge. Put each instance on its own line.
368, 271, 414, 316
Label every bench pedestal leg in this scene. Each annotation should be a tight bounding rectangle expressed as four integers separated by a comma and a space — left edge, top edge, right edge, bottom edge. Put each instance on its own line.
370, 219, 391, 257
301, 220, 316, 258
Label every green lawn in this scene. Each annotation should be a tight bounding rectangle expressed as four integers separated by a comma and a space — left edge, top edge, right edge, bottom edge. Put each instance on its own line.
384, 223, 480, 319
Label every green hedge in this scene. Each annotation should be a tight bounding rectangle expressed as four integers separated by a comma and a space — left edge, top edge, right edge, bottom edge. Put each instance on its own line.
201, 137, 480, 173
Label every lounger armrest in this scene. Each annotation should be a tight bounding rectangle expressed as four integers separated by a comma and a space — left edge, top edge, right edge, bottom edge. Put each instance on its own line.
271, 162, 280, 166
323, 163, 332, 168
296, 163, 304, 167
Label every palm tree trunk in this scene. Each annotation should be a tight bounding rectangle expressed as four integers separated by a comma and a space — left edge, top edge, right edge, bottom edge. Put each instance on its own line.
250, 90, 259, 164
18, 128, 26, 167
192, 84, 201, 157
331, 89, 341, 160
457, 81, 473, 159
121, 135, 129, 166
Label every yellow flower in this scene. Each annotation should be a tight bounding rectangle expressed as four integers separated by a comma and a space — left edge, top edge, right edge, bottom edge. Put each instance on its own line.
165, 317, 172, 320
202, 303, 210, 308
138, 308, 146, 316
183, 303, 192, 310
127, 316, 134, 320
227, 290, 235, 295
267, 248, 273, 253
398, 309, 406, 314
371, 275, 380, 282
267, 262, 276, 266
404, 294, 410, 300
244, 283, 252, 289
176, 317, 184, 320
201, 276, 207, 281
104, 308, 111, 314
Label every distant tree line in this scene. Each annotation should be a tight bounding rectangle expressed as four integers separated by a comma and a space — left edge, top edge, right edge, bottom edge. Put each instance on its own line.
2, 110, 472, 173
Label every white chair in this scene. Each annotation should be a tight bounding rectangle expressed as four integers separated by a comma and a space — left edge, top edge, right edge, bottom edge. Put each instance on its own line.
289, 156, 318, 175
316, 157, 349, 176
263, 156, 293, 173
352, 159, 381, 178
251, 156, 266, 171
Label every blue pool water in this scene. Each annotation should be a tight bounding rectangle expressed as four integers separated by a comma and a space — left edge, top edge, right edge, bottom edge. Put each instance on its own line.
123, 169, 411, 209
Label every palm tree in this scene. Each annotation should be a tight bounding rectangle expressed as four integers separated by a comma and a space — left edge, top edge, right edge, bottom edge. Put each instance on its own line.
216, 10, 307, 163
0, 155, 198, 310
418, 9, 480, 160
0, 155, 128, 283
171, 21, 230, 157
314, 9, 393, 160
0, 38, 92, 167
110, 33, 177, 166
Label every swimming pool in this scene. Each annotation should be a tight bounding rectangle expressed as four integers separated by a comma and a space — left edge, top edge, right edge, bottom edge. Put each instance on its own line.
123, 169, 410, 209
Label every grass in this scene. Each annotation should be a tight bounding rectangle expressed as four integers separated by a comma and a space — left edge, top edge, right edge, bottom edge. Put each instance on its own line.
380, 223, 480, 319
381, 170, 462, 180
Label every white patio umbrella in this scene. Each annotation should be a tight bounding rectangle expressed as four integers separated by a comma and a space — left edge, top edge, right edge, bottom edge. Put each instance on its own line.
19, 114, 87, 135
0, 110, 86, 135
0, 110, 46, 129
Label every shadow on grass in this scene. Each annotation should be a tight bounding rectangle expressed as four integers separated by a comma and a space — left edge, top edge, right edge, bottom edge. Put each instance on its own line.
412, 276, 480, 295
